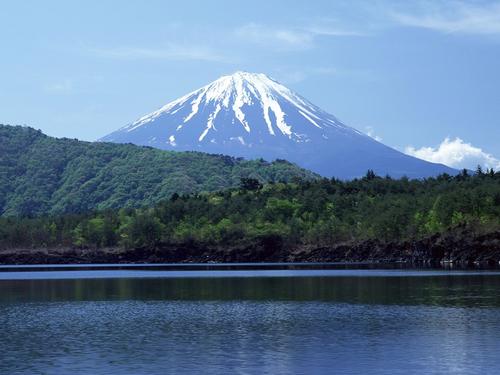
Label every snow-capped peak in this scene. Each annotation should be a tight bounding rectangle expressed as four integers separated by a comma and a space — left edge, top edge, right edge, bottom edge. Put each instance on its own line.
119, 71, 351, 142
101, 71, 457, 179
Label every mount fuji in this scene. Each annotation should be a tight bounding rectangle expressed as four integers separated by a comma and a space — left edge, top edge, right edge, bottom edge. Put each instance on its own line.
101, 71, 455, 179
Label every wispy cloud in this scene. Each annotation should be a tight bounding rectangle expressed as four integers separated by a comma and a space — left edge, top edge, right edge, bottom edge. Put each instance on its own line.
391, 1, 500, 35
274, 65, 377, 85
405, 137, 500, 170
276, 70, 308, 84
305, 26, 368, 37
235, 23, 313, 49
89, 43, 229, 62
44, 79, 73, 94
364, 126, 383, 142
274, 66, 339, 84
310, 67, 339, 75
235, 22, 365, 50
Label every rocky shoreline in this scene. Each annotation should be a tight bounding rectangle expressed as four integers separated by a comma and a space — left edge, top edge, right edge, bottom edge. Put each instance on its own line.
1, 228, 499, 266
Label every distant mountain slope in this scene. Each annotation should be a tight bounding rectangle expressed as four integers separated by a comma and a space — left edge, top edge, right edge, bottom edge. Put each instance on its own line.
0, 125, 317, 216
101, 71, 456, 179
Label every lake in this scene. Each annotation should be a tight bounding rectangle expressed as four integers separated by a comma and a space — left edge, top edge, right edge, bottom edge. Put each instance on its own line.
1, 264, 499, 374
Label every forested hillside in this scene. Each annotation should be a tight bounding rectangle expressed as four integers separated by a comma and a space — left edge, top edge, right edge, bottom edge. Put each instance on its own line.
0, 125, 317, 216
1, 169, 499, 252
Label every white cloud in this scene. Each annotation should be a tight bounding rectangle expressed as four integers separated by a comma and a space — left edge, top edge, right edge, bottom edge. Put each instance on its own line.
44, 79, 73, 94
405, 137, 500, 170
276, 70, 308, 84
235, 23, 364, 50
273, 65, 376, 86
235, 23, 313, 49
305, 26, 367, 37
310, 67, 338, 75
392, 1, 500, 35
364, 126, 383, 142
274, 66, 339, 84
90, 43, 228, 62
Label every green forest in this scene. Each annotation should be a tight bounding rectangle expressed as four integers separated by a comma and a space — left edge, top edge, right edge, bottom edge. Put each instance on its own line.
0, 125, 317, 216
1, 168, 499, 250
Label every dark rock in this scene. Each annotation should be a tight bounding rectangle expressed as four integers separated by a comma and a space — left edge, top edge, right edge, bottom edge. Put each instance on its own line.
0, 228, 499, 265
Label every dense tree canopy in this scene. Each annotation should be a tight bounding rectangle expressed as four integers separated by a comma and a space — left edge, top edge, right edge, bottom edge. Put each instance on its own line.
1, 170, 499, 250
0, 125, 317, 216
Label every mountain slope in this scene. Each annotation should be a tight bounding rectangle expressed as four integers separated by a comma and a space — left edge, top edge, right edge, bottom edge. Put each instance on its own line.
101, 71, 456, 179
0, 125, 317, 216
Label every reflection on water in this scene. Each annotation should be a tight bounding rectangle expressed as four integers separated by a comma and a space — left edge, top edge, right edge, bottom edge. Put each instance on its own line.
1, 267, 499, 374
1, 272, 500, 307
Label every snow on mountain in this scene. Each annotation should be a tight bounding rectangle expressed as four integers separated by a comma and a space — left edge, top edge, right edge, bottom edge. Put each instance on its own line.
101, 71, 456, 179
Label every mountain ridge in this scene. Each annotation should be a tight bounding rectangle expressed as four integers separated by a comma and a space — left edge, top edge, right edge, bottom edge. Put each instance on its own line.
101, 71, 456, 179
0, 124, 317, 216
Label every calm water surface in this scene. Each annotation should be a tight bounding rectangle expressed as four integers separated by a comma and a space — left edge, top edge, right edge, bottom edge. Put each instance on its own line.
1, 264, 499, 375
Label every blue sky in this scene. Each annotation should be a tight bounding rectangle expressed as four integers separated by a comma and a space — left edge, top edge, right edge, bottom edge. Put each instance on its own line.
1, 0, 499, 169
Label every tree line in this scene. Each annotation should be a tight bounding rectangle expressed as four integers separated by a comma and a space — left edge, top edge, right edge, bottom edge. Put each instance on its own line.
1, 168, 499, 250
